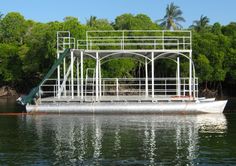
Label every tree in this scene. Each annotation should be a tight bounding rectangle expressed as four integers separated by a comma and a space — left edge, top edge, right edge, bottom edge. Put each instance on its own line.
192, 30, 230, 96
222, 22, 236, 37
86, 16, 97, 27
195, 54, 213, 89
0, 44, 23, 86
88, 18, 114, 30
190, 15, 210, 32
0, 12, 27, 44
158, 2, 185, 30
212, 22, 222, 34
222, 23, 236, 81
63, 16, 87, 40
222, 22, 236, 49
114, 13, 133, 30
114, 13, 160, 30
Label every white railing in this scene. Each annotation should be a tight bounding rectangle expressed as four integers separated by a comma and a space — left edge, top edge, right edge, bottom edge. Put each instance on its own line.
100, 78, 197, 97
57, 31, 75, 53
77, 30, 191, 51
38, 77, 198, 102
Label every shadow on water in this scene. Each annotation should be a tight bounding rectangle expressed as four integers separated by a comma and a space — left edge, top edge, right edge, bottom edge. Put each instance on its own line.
0, 97, 26, 113
225, 98, 236, 113
0, 114, 236, 165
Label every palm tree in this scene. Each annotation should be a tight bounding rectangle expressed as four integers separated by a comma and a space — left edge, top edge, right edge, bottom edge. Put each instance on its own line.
158, 2, 185, 30
86, 16, 97, 27
190, 15, 210, 32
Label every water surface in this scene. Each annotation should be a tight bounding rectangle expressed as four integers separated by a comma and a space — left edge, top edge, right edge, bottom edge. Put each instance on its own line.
0, 98, 236, 165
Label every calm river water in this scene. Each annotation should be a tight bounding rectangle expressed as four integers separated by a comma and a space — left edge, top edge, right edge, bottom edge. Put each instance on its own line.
0, 98, 236, 165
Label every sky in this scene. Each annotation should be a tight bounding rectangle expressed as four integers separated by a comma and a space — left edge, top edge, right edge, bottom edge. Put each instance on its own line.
1, 0, 236, 28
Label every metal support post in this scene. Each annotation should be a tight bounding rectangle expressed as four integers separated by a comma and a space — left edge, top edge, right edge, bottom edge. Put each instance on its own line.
165, 80, 167, 96
151, 52, 154, 98
96, 52, 99, 101
77, 56, 80, 97
183, 37, 185, 50
145, 58, 148, 97
196, 78, 198, 98
183, 79, 186, 96
99, 60, 102, 97
122, 31, 124, 50
189, 52, 192, 97
80, 51, 84, 100
193, 68, 196, 99
162, 31, 164, 50
57, 52, 61, 99
63, 58, 66, 96
71, 50, 74, 99
86, 31, 88, 50
116, 78, 119, 97
177, 56, 181, 96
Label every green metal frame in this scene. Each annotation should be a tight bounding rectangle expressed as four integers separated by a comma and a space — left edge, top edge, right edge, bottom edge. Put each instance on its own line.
17, 48, 70, 105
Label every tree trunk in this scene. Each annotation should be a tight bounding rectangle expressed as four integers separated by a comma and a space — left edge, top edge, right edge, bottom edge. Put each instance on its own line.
213, 81, 216, 90
218, 81, 223, 98
205, 81, 208, 89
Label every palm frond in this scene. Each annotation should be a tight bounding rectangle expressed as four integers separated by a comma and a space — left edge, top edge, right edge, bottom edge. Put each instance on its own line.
158, 2, 185, 30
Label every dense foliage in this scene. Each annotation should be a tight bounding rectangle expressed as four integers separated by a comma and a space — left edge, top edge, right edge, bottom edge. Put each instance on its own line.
0, 11, 236, 96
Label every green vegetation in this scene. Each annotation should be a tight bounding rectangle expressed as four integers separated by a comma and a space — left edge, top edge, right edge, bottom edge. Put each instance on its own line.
190, 15, 210, 32
0, 3, 236, 96
158, 2, 185, 30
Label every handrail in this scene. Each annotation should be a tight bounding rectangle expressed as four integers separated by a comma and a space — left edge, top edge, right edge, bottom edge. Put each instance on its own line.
86, 30, 191, 33
38, 77, 198, 103
76, 30, 192, 50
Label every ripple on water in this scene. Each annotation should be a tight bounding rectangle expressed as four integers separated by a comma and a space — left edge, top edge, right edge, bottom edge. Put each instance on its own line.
0, 110, 235, 165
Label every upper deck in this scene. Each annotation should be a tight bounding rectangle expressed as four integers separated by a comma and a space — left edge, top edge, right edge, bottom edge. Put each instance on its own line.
57, 30, 192, 53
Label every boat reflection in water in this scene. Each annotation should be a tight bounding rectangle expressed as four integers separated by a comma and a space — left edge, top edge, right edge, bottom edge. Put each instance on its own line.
25, 114, 227, 165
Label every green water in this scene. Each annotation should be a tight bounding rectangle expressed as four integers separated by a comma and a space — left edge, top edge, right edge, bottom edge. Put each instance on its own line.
0, 98, 236, 165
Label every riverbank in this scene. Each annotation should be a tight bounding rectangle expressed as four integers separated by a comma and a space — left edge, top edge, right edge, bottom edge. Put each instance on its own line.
0, 86, 18, 98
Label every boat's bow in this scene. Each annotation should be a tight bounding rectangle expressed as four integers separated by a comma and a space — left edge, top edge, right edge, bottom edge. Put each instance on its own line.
195, 100, 228, 113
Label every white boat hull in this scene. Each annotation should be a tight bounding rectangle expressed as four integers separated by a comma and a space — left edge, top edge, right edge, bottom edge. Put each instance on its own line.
26, 100, 227, 114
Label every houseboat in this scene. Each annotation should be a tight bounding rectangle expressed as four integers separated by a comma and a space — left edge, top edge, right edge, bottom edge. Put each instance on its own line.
17, 30, 227, 113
